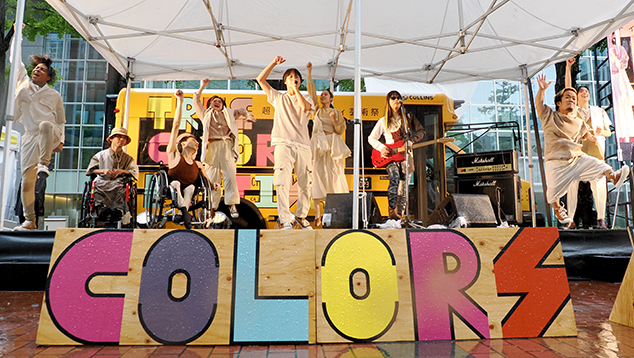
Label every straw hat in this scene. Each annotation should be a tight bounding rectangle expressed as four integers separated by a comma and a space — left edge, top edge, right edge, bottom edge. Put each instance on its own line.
107, 127, 132, 146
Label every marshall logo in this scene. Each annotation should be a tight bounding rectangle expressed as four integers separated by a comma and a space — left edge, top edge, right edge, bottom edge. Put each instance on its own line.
472, 157, 495, 164
474, 180, 497, 187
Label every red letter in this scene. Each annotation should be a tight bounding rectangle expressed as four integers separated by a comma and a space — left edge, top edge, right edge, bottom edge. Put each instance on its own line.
494, 228, 570, 337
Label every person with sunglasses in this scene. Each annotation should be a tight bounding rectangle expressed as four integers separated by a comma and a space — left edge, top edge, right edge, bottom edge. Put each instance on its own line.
368, 91, 425, 221
306, 62, 350, 227
193, 79, 255, 220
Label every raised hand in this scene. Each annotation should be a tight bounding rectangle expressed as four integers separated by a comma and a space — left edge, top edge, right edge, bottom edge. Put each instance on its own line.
273, 56, 286, 66
175, 89, 184, 100
536, 74, 551, 91
201, 78, 210, 87
567, 57, 575, 66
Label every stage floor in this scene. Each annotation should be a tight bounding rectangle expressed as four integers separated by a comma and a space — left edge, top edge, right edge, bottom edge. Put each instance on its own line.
0, 280, 631, 357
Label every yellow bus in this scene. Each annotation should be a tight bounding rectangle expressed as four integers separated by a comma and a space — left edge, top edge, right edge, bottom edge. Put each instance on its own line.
113, 89, 460, 229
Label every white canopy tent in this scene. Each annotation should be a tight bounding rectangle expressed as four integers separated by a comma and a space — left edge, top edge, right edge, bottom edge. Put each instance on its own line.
40, 0, 634, 83
4, 0, 634, 229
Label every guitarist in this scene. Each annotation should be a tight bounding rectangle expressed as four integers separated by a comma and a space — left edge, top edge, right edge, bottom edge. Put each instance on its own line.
368, 91, 425, 221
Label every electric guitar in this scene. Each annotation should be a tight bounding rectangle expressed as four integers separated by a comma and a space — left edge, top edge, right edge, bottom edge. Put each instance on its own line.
371, 140, 406, 167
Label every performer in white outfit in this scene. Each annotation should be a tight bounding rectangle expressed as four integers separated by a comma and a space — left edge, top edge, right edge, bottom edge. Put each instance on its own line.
13, 53, 65, 231
193, 79, 254, 219
535, 74, 629, 226
306, 62, 350, 227
257, 56, 315, 230
565, 58, 613, 229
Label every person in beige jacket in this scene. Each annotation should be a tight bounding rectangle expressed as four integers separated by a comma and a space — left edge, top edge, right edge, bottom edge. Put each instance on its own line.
565, 58, 613, 229
193, 79, 254, 219
534, 73, 629, 227
13, 54, 64, 231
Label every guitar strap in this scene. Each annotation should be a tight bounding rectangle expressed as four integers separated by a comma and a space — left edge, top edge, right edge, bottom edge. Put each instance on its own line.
391, 127, 405, 142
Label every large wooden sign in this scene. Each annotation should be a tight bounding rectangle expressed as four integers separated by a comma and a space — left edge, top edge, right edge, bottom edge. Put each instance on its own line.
609, 227, 634, 326
36, 227, 576, 345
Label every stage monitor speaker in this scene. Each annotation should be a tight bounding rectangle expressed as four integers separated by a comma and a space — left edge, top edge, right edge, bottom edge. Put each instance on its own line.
323, 193, 381, 228
427, 193, 498, 227
455, 174, 523, 225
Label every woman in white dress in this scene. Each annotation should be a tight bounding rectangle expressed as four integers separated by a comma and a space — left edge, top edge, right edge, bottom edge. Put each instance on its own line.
306, 62, 351, 227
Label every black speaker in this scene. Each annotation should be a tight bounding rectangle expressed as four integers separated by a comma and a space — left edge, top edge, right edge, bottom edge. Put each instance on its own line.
323, 193, 381, 228
427, 193, 497, 227
455, 174, 523, 224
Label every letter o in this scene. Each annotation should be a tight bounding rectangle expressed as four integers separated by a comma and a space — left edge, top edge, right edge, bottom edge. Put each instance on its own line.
321, 230, 399, 341
138, 230, 219, 344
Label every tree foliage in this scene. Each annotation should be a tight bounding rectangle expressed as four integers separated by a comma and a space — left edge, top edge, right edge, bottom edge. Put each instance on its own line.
5, 0, 80, 41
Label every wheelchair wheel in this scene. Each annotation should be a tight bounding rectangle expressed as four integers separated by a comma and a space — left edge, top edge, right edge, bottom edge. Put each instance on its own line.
146, 172, 166, 228
124, 180, 138, 228
190, 174, 215, 228
78, 181, 92, 228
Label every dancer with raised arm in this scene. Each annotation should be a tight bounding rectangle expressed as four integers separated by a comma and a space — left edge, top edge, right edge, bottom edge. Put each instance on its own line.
534, 73, 629, 227
565, 58, 613, 229
13, 51, 65, 231
257, 56, 314, 229
193, 79, 254, 219
306, 62, 350, 227
168, 90, 219, 229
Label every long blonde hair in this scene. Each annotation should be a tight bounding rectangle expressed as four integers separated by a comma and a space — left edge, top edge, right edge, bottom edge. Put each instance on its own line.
384, 90, 406, 128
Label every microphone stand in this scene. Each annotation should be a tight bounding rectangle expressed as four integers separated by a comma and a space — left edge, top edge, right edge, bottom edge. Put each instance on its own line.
399, 101, 413, 227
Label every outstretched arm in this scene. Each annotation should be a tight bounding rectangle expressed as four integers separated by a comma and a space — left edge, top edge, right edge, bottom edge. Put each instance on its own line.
257, 56, 285, 97
535, 74, 551, 119
565, 57, 574, 89
167, 90, 184, 155
193, 79, 209, 120
306, 62, 319, 107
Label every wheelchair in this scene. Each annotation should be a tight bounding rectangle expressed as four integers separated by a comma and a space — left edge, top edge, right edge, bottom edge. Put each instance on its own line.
79, 174, 137, 228
143, 164, 218, 229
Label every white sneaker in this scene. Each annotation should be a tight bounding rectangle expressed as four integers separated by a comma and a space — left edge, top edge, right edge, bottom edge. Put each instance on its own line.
614, 165, 630, 189
296, 217, 313, 230
230, 205, 239, 218
280, 222, 294, 230
14, 220, 37, 231
36, 163, 50, 176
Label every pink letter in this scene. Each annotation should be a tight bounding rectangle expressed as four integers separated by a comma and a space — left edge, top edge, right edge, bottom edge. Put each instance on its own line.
408, 230, 489, 340
256, 134, 275, 167
46, 230, 133, 343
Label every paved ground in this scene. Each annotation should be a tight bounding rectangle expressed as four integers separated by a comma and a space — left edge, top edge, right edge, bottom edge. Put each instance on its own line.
0, 280, 630, 357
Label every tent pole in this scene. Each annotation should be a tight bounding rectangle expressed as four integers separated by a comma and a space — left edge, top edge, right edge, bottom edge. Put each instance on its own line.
123, 58, 134, 129
522, 80, 537, 227
352, 0, 361, 229
526, 78, 553, 227
0, 0, 25, 230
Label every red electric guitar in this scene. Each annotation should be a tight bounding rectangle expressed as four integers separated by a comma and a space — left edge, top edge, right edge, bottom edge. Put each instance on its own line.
371, 140, 406, 167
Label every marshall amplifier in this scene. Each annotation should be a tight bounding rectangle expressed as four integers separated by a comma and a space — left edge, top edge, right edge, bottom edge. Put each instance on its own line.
455, 174, 523, 225
455, 150, 518, 177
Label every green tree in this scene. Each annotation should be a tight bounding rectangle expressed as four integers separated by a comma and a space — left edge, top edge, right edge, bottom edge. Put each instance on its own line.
336, 78, 366, 92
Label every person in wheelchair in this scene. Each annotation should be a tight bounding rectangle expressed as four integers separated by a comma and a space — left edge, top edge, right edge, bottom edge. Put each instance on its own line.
169, 90, 220, 229
86, 126, 139, 222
